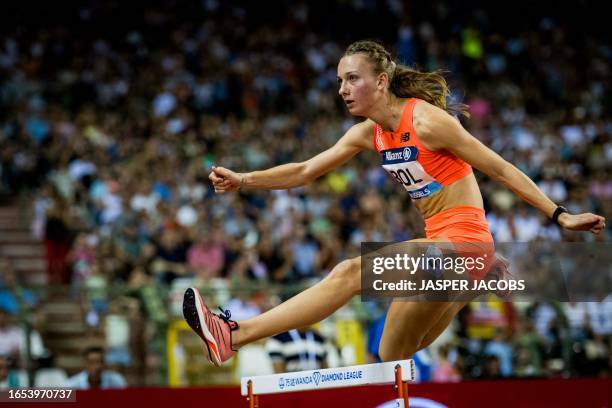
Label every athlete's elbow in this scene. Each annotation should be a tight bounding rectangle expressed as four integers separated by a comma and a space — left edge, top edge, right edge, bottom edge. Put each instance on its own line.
299, 161, 321, 186
294, 162, 313, 186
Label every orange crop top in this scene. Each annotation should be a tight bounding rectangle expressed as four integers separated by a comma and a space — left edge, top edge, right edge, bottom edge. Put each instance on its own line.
373, 98, 472, 199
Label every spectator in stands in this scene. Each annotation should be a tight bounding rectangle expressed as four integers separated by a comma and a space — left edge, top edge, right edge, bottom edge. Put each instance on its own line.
432, 345, 461, 382
65, 346, 126, 389
289, 226, 320, 280
513, 319, 544, 377
43, 189, 74, 284
150, 225, 190, 285
514, 346, 539, 378
187, 227, 225, 281
563, 302, 589, 341
0, 257, 37, 315
68, 233, 98, 289
266, 326, 328, 373
582, 328, 610, 377
0, 310, 23, 363
0, 302, 51, 373
256, 236, 294, 283
481, 355, 503, 379
111, 216, 154, 282
483, 328, 513, 377
33, 355, 68, 388
82, 260, 111, 330
586, 300, 612, 337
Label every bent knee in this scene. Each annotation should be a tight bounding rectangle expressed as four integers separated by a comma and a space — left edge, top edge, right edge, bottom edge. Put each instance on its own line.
378, 344, 417, 362
327, 257, 361, 291
378, 338, 420, 362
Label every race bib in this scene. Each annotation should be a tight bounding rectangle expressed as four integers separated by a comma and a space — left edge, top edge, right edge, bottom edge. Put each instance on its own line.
381, 146, 442, 199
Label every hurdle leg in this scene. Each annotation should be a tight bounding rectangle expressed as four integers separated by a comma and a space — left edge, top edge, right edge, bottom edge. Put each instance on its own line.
394, 364, 409, 408
247, 380, 259, 408
403, 380, 409, 404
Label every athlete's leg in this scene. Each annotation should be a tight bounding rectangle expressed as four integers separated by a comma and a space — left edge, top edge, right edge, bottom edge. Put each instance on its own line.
416, 300, 467, 351
233, 257, 361, 347
379, 269, 496, 359
234, 237, 443, 347
376, 237, 472, 361
415, 257, 510, 352
186, 236, 453, 365
378, 301, 452, 361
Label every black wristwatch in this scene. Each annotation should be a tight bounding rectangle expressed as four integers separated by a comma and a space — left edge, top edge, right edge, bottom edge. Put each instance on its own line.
551, 206, 568, 226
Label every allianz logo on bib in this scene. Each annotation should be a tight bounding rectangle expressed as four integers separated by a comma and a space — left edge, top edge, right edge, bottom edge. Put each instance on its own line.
384, 147, 416, 163
278, 369, 364, 390
385, 151, 403, 161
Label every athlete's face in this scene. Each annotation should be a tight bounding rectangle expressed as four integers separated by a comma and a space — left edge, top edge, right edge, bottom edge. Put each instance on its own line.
337, 54, 385, 116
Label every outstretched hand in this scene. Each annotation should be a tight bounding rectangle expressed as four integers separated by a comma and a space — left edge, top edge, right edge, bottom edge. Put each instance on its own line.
208, 166, 243, 194
559, 212, 606, 235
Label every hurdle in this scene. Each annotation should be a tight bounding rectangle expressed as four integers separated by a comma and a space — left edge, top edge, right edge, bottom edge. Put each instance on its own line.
241, 359, 415, 407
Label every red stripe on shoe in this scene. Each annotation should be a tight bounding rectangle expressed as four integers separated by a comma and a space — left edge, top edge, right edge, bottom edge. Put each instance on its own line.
207, 340, 220, 359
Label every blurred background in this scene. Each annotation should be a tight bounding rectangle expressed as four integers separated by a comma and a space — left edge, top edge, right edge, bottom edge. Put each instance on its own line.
0, 0, 610, 393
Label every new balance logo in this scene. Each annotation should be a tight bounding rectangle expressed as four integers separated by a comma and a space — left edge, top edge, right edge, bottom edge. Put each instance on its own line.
401, 132, 411, 142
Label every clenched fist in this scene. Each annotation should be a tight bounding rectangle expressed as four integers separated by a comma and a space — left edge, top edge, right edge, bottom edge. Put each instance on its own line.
208, 166, 244, 194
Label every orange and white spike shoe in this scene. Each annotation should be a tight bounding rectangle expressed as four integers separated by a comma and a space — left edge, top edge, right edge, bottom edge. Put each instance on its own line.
182, 287, 238, 366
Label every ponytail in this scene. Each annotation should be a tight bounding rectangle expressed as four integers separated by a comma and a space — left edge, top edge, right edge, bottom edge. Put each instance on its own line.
390, 65, 469, 118
344, 40, 469, 118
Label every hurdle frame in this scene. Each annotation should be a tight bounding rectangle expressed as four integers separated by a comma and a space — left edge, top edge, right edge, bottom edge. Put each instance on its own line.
242, 359, 415, 408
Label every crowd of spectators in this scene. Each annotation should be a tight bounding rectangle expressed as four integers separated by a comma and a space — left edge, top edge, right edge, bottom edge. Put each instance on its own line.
0, 0, 610, 384
432, 298, 612, 381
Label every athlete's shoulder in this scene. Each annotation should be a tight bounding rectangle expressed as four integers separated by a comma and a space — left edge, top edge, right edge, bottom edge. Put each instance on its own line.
412, 99, 453, 130
413, 100, 461, 150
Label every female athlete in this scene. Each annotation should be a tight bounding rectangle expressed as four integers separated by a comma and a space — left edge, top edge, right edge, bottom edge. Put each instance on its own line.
183, 40, 606, 366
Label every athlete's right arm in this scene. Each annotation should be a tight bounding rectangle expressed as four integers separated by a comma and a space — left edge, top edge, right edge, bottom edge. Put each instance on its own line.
209, 120, 374, 192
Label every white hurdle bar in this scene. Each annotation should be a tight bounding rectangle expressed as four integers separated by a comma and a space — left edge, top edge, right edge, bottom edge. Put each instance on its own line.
240, 359, 415, 408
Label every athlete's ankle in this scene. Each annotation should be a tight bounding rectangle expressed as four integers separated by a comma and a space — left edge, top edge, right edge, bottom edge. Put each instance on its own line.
231, 325, 246, 349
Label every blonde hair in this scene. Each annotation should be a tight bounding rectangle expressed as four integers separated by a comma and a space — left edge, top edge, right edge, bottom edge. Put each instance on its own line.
344, 40, 469, 118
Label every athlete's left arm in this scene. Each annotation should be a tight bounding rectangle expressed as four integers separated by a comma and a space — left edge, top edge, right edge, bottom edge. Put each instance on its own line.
415, 103, 606, 234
